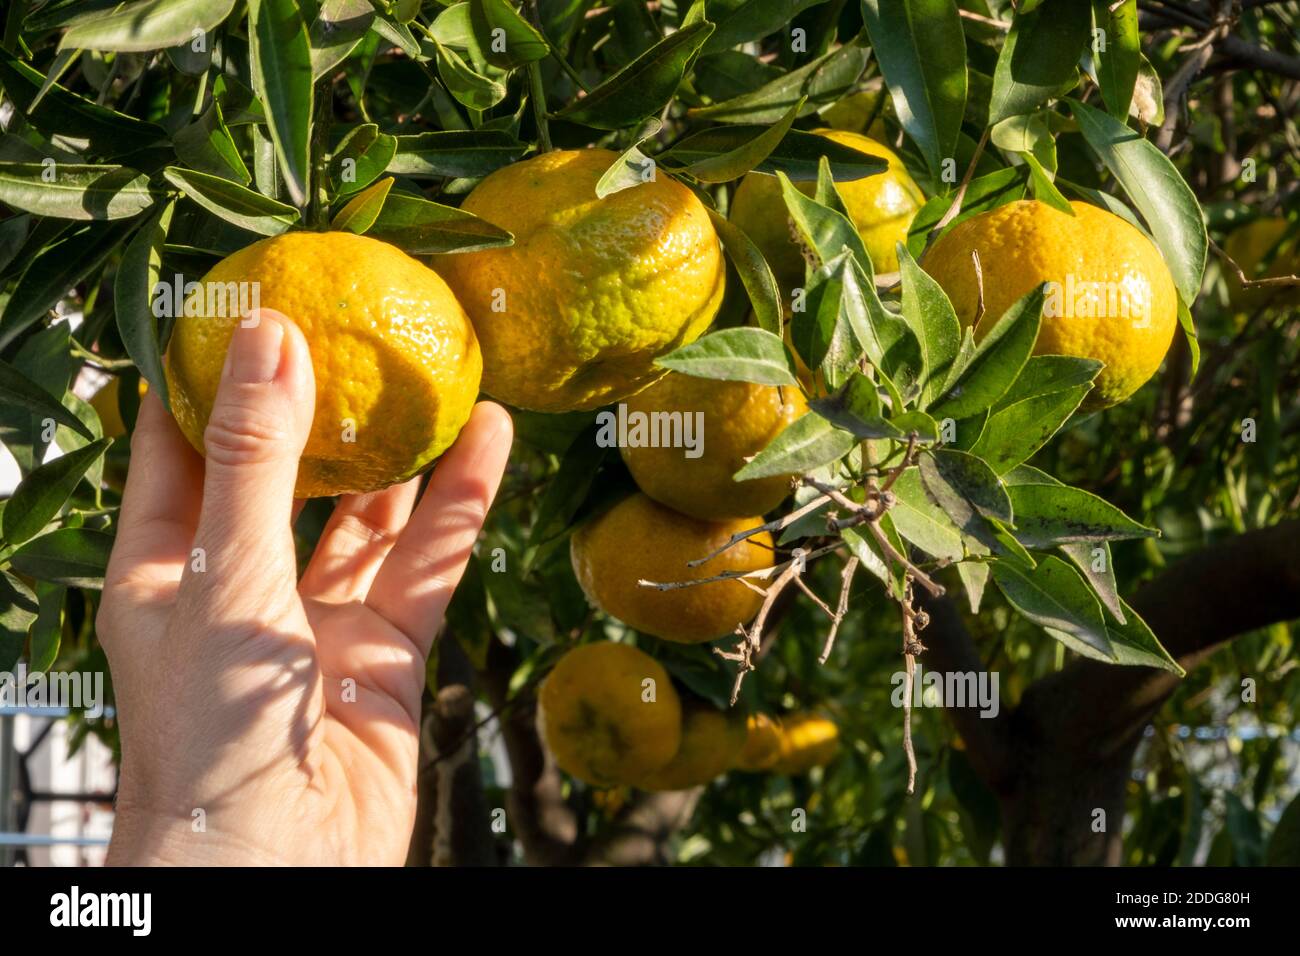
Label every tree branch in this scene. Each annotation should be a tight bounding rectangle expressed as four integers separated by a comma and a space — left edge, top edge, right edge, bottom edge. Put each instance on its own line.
914, 589, 1014, 793
479, 636, 582, 865
583, 789, 703, 866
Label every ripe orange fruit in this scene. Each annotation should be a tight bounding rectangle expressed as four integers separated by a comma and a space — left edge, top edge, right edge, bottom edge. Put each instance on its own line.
729, 129, 924, 285
570, 492, 773, 644
734, 713, 784, 771
165, 231, 480, 498
438, 149, 725, 412
538, 641, 682, 787
770, 713, 840, 775
627, 702, 746, 791
619, 373, 807, 520
922, 200, 1178, 409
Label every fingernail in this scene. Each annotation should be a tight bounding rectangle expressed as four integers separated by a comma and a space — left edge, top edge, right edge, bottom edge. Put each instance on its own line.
227, 316, 285, 384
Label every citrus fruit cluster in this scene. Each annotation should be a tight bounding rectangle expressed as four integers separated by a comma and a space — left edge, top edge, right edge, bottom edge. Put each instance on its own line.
537, 641, 838, 789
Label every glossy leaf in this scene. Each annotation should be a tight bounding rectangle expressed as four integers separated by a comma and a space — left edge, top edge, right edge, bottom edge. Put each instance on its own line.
656, 327, 797, 386
860, 0, 966, 180
2, 439, 112, 547
163, 166, 299, 235
10, 528, 115, 589
1068, 98, 1207, 305
367, 192, 513, 254
248, 0, 314, 207
114, 200, 175, 408
734, 412, 857, 480
556, 22, 714, 129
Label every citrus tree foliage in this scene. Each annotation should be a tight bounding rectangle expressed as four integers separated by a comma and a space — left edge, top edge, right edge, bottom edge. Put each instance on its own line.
0, 0, 1298, 866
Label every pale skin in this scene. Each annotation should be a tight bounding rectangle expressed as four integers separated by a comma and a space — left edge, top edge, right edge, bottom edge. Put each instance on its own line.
99, 309, 512, 865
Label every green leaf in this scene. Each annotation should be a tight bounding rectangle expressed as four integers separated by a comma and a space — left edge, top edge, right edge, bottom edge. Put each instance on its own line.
778, 172, 871, 277
330, 176, 393, 233
1006, 483, 1158, 549
988, 0, 1089, 125
704, 0, 829, 53
955, 560, 990, 614
367, 191, 513, 254
792, 253, 885, 390
528, 422, 610, 547
0, 572, 39, 672
707, 210, 781, 336
114, 200, 175, 409
656, 327, 796, 386
1003, 463, 1127, 621
1093, 0, 1139, 119
841, 525, 893, 590
27, 582, 64, 674
1104, 599, 1183, 675
1061, 540, 1124, 622
1067, 98, 1207, 305
2, 439, 112, 547
1177, 295, 1200, 378
689, 35, 869, 124
969, 383, 1089, 474
248, 0, 314, 207
386, 130, 527, 180
331, 123, 398, 194
888, 468, 965, 561
666, 97, 805, 183
431, 35, 507, 111
59, 0, 235, 52
0, 51, 165, 158
810, 372, 906, 440
1022, 150, 1073, 213
860, 0, 967, 181
556, 21, 714, 129
663, 124, 888, 182
919, 448, 1012, 525
993, 355, 1102, 411
930, 285, 1043, 420
173, 99, 251, 183
595, 120, 662, 199
0, 324, 79, 471
897, 243, 961, 407
163, 166, 299, 235
991, 556, 1112, 657
908, 166, 1027, 257
0, 162, 155, 220
733, 412, 856, 480
10, 529, 115, 589
310, 0, 375, 79
470, 0, 549, 69
0, 220, 135, 350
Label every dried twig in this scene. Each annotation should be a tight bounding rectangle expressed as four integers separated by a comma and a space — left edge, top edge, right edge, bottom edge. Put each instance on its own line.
818, 557, 859, 664
899, 577, 929, 795
925, 127, 990, 250
686, 492, 833, 567
1210, 235, 1300, 290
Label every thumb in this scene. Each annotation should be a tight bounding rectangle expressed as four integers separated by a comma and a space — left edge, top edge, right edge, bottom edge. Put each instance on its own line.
188, 309, 315, 601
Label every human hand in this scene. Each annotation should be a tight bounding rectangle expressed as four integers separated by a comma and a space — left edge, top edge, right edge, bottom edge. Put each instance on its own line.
99, 310, 512, 866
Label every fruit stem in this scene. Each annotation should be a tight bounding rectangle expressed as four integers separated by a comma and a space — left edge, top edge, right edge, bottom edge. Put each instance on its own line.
307, 74, 334, 229
524, 0, 554, 152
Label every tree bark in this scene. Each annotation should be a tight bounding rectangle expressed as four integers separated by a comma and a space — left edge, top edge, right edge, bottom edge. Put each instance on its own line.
923, 520, 1300, 865
479, 636, 582, 865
